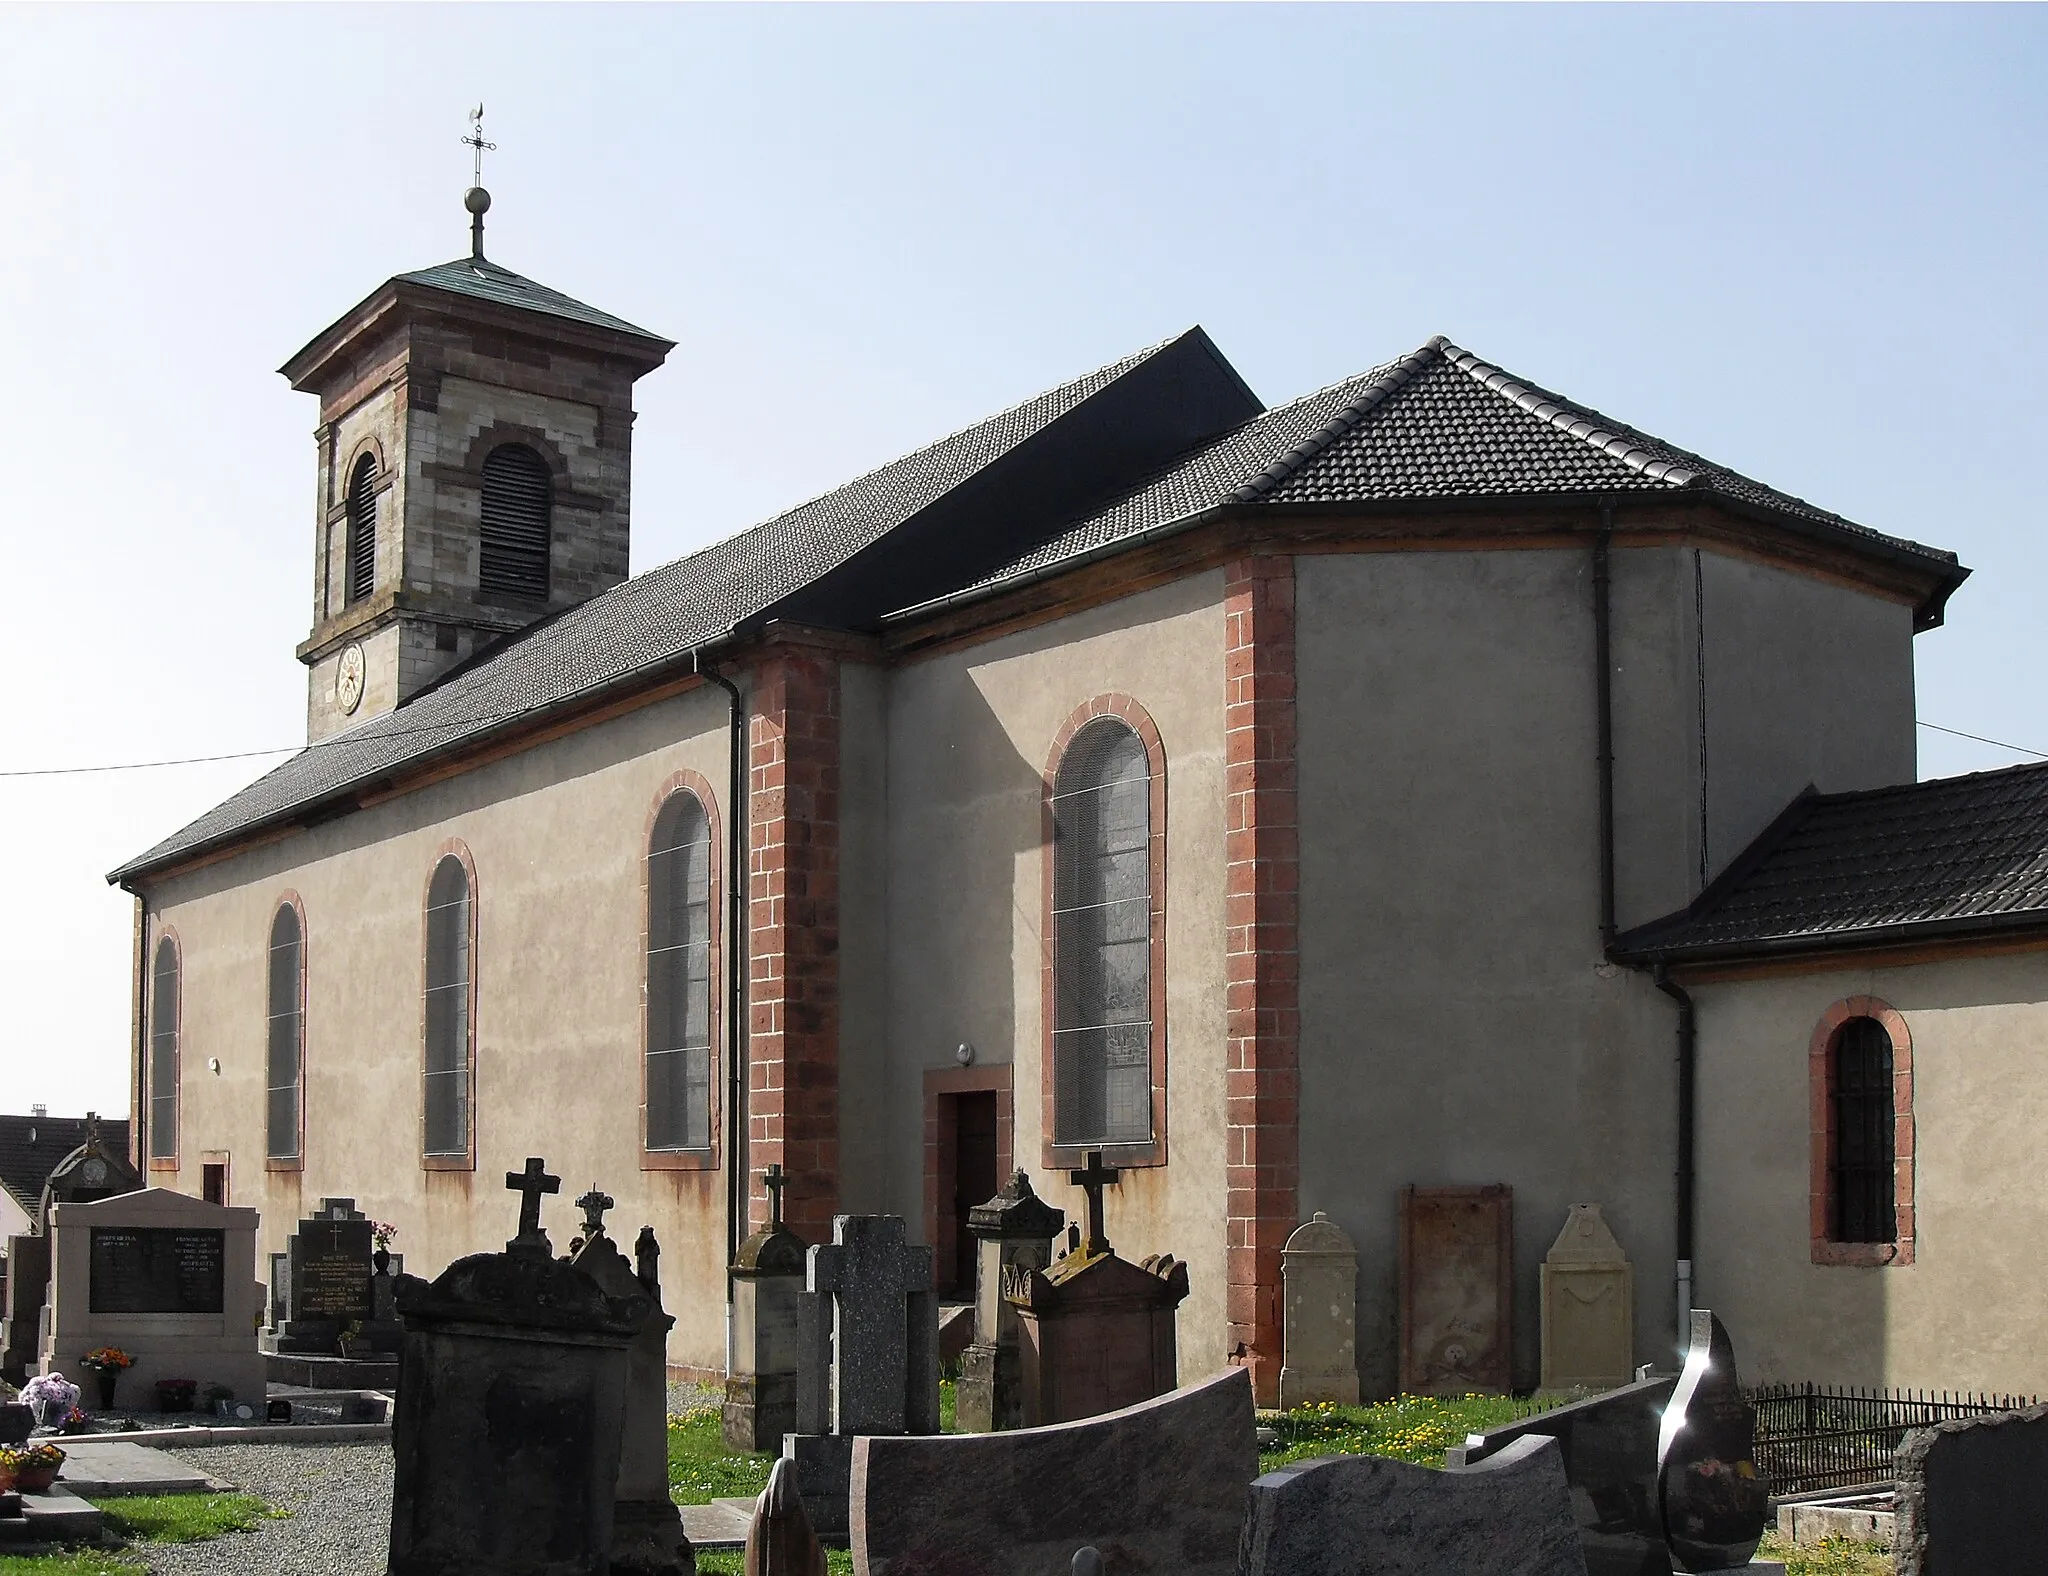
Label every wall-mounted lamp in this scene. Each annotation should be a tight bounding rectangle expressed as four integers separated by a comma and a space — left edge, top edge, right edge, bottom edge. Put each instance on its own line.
954, 1042, 975, 1068
207, 1058, 222, 1075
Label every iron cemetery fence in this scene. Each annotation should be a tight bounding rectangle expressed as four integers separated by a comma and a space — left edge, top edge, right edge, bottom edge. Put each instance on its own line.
1747, 1382, 2041, 1496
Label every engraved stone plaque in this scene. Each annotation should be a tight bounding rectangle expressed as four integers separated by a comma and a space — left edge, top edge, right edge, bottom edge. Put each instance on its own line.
88, 1226, 225, 1314
1398, 1184, 1512, 1395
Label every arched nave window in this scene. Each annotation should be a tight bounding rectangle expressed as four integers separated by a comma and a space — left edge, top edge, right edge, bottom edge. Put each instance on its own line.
423, 853, 475, 1160
266, 902, 304, 1163
148, 935, 180, 1163
646, 789, 714, 1152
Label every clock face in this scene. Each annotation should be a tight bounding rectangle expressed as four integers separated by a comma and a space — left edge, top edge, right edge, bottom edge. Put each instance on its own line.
81, 1158, 108, 1185
336, 644, 367, 715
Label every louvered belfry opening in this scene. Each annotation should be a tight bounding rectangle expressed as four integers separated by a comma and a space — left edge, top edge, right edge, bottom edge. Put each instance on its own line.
344, 453, 378, 604
479, 443, 553, 601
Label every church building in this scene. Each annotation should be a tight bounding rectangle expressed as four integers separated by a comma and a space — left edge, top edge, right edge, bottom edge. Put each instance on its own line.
110, 190, 2048, 1400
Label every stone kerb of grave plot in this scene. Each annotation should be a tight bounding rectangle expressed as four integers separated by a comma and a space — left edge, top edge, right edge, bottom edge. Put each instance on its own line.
1893, 1402, 2048, 1576
849, 1367, 1256, 1576
1278, 1212, 1359, 1409
1239, 1433, 1588, 1576
39, 1187, 264, 1405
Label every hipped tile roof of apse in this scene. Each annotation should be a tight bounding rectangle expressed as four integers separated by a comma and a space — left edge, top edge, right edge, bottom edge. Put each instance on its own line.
114, 332, 1962, 881
1617, 761, 2048, 961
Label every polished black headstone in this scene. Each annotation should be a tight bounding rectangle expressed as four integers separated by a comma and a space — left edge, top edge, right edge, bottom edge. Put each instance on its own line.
1656, 1310, 1767, 1573
1894, 1403, 2048, 1575
1449, 1374, 1676, 1576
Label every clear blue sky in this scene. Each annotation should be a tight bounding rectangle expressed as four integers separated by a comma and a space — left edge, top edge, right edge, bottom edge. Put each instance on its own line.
3, 4, 2043, 1116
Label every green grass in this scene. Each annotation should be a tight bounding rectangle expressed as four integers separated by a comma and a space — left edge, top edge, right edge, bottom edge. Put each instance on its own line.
694, 1550, 854, 1576
0, 1557, 146, 1576
96, 1492, 282, 1544
1257, 1393, 1552, 1471
666, 1407, 773, 1505
1760, 1530, 1893, 1576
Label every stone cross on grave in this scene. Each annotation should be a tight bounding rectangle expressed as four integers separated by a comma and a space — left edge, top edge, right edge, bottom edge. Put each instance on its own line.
1069, 1150, 1120, 1257
806, 1216, 938, 1437
577, 1187, 616, 1240
505, 1157, 561, 1255
762, 1164, 788, 1233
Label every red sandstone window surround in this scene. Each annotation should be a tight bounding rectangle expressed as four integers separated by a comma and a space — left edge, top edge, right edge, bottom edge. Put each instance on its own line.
147, 930, 181, 1169
1041, 694, 1168, 1171
1809, 996, 1915, 1267
265, 894, 308, 1171
421, 842, 479, 1171
642, 771, 721, 1172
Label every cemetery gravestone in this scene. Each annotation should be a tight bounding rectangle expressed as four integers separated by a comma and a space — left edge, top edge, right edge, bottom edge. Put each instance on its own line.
568, 1193, 693, 1576
1009, 1152, 1188, 1427
277, 1197, 375, 1354
725, 1165, 808, 1453
1893, 1403, 2048, 1576
745, 1457, 828, 1576
39, 1187, 263, 1403
784, 1214, 939, 1539
1448, 1373, 1679, 1576
1, 1236, 50, 1385
1541, 1204, 1633, 1392
851, 1368, 1257, 1576
388, 1158, 653, 1576
1278, 1211, 1360, 1408
36, 1116, 142, 1224
1399, 1183, 1513, 1395
1656, 1309, 1768, 1573
1239, 1433, 1588, 1576
957, 1169, 1064, 1432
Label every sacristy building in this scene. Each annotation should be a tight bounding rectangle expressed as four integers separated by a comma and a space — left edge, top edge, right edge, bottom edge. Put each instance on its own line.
110, 203, 2048, 1399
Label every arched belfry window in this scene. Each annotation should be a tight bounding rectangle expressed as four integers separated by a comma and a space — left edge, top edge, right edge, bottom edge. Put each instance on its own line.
1829, 1016, 1897, 1243
1051, 718, 1155, 1147
646, 791, 714, 1152
479, 443, 552, 602
266, 904, 304, 1163
422, 854, 475, 1160
148, 936, 180, 1162
344, 453, 378, 605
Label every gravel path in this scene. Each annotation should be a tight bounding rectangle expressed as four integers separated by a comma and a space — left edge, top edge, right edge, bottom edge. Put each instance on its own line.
138, 1442, 393, 1576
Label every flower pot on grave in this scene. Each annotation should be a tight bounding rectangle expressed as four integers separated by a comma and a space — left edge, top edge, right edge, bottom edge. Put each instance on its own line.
15, 1464, 58, 1493
91, 1371, 117, 1410
154, 1382, 197, 1413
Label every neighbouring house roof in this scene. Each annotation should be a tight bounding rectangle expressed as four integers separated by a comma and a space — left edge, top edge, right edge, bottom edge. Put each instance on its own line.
114, 330, 1967, 884
0, 1115, 131, 1232
1614, 760, 2048, 964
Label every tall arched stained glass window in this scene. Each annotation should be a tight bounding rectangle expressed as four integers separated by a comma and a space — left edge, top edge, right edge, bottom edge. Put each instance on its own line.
1830, 1016, 1897, 1243
479, 443, 552, 601
1051, 719, 1154, 1146
647, 792, 713, 1151
423, 855, 474, 1158
266, 904, 304, 1162
148, 936, 180, 1161
344, 453, 378, 605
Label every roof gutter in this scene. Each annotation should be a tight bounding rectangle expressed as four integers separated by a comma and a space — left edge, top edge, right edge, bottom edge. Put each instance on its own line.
1615, 906, 2048, 971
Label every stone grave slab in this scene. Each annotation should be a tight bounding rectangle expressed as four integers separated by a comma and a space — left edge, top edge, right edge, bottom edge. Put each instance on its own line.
1657, 1309, 1767, 1573
1239, 1433, 1588, 1576
0, 1483, 104, 1544
850, 1368, 1256, 1576
55, 1439, 219, 1496
1894, 1402, 2048, 1576
1399, 1183, 1512, 1395
1540, 1204, 1633, 1391
1448, 1373, 1677, 1576
1279, 1212, 1360, 1408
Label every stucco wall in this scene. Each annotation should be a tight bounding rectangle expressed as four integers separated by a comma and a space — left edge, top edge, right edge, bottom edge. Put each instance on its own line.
881, 571, 1232, 1380
1694, 949, 2048, 1393
140, 682, 737, 1372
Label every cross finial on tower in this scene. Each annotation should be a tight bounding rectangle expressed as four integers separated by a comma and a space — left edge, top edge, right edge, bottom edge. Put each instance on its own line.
1068, 1149, 1120, 1258
461, 103, 497, 261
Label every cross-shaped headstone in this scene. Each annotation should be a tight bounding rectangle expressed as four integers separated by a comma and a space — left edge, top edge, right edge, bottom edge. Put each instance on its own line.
763, 1163, 788, 1233
806, 1216, 938, 1437
1069, 1150, 1120, 1257
505, 1157, 560, 1253
576, 1186, 615, 1239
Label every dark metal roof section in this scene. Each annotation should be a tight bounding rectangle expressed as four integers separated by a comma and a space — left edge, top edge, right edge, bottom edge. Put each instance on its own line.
393, 256, 669, 344
112, 329, 1253, 882
0, 1114, 129, 1226
942, 336, 1966, 624
1615, 761, 2048, 964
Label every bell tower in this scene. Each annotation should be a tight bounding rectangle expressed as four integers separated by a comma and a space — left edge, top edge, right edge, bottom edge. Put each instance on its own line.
282, 145, 672, 740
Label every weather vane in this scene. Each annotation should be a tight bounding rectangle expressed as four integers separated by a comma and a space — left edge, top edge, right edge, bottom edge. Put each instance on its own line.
461, 103, 497, 261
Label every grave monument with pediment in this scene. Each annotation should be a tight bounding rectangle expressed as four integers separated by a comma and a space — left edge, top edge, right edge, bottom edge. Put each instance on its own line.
39, 1186, 264, 1402
724, 1164, 808, 1453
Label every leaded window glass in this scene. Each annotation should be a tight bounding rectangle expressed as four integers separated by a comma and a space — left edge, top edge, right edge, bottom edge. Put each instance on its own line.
148, 937, 179, 1160
423, 856, 473, 1157
266, 904, 303, 1161
1830, 1016, 1897, 1243
647, 793, 713, 1151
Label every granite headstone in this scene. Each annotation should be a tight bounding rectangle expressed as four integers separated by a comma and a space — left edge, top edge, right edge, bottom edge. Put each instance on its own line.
850, 1368, 1256, 1576
1893, 1403, 2048, 1576
1656, 1310, 1768, 1573
1239, 1433, 1589, 1576
278, 1198, 374, 1354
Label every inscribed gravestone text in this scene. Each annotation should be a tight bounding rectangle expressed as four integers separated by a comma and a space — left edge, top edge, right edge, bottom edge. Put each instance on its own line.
88, 1228, 225, 1314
